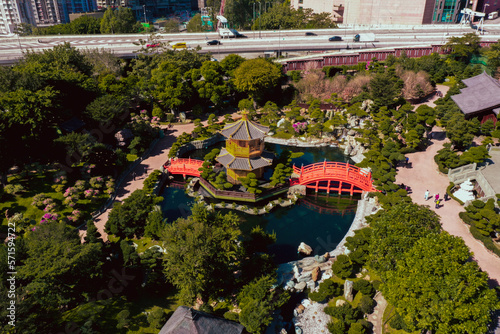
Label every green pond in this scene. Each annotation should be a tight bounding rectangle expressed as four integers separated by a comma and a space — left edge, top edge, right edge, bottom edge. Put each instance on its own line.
160, 143, 358, 263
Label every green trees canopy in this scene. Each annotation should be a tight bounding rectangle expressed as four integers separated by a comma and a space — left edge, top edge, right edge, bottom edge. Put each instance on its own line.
18, 221, 102, 309
105, 189, 159, 238
162, 204, 242, 303
443, 33, 481, 61
233, 58, 282, 103
368, 203, 441, 274
237, 275, 289, 333
383, 233, 499, 333
100, 7, 138, 34
190, 61, 229, 106
151, 60, 193, 112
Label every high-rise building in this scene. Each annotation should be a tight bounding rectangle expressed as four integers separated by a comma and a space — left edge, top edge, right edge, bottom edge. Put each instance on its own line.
0, 0, 34, 33
290, 0, 465, 25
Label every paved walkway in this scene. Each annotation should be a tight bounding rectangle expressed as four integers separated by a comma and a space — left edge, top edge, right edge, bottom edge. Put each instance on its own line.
396, 128, 500, 287
85, 123, 195, 242
367, 292, 388, 334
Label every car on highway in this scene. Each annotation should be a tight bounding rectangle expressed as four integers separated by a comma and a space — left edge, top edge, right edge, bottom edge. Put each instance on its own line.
207, 40, 222, 45
305, 32, 317, 36
146, 43, 160, 47
171, 42, 187, 50
328, 36, 342, 41
235, 32, 247, 38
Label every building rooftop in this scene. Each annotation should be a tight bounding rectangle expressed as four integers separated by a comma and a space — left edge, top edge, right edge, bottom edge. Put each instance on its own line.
220, 114, 269, 140
451, 72, 500, 115
158, 306, 244, 334
216, 148, 273, 171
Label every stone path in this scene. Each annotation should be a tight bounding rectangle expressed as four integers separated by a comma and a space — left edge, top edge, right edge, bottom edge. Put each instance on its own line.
397, 129, 500, 333
367, 292, 388, 334
86, 123, 195, 242
396, 129, 500, 283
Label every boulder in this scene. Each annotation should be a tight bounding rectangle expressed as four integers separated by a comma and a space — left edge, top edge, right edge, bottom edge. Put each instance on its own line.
295, 281, 307, 292
286, 281, 295, 290
297, 272, 312, 283
347, 129, 356, 136
293, 264, 301, 278
298, 242, 313, 256
336, 299, 346, 307
344, 144, 353, 156
307, 280, 316, 291
324, 252, 330, 260
296, 304, 305, 314
314, 255, 326, 263
295, 326, 303, 334
312, 267, 321, 282
301, 299, 312, 308
344, 280, 354, 302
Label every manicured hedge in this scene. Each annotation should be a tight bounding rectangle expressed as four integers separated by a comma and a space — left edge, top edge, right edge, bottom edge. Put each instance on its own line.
446, 182, 464, 205
459, 212, 500, 257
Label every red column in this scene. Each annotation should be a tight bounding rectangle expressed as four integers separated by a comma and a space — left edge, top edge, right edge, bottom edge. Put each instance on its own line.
327, 180, 331, 194
338, 181, 342, 195
350, 184, 354, 196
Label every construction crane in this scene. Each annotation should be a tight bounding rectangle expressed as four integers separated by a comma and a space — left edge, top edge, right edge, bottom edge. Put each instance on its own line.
460, 8, 486, 34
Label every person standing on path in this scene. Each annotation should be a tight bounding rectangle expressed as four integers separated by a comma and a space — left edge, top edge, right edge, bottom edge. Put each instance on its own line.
405, 157, 409, 166
435, 193, 439, 201
435, 199, 440, 209
132, 172, 136, 181
424, 190, 430, 201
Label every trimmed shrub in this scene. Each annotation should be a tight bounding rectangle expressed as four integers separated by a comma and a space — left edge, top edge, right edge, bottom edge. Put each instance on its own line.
309, 279, 343, 302
353, 279, 374, 297
358, 295, 375, 314
331, 254, 354, 279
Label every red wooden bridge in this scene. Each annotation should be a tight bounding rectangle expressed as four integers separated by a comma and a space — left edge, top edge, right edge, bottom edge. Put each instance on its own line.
290, 161, 377, 195
164, 158, 204, 178
164, 159, 377, 195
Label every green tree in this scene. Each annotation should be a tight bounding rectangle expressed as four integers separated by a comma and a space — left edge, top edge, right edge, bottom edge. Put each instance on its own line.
18, 221, 102, 309
100, 7, 137, 34
443, 33, 481, 61
331, 254, 353, 279
445, 114, 475, 150
162, 204, 241, 303
144, 208, 166, 240
460, 145, 490, 164
233, 58, 282, 104
186, 13, 203, 32
70, 15, 101, 34
369, 203, 441, 274
239, 172, 261, 194
220, 54, 246, 77
151, 60, 193, 112
147, 306, 167, 329
105, 189, 159, 238
383, 233, 499, 333
84, 220, 102, 244
237, 275, 289, 333
190, 60, 229, 106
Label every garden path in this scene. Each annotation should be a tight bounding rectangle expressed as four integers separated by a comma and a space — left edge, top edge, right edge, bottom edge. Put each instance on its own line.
367, 292, 387, 334
85, 123, 196, 242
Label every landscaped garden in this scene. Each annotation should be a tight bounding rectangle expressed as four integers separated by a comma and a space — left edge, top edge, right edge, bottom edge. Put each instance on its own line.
1, 32, 500, 334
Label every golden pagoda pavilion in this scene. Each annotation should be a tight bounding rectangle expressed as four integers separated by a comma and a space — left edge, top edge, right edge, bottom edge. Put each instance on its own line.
216, 114, 274, 184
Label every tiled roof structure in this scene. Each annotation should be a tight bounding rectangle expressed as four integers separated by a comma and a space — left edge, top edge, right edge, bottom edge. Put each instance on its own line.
451, 72, 500, 115
158, 306, 244, 334
220, 115, 269, 140
216, 148, 273, 171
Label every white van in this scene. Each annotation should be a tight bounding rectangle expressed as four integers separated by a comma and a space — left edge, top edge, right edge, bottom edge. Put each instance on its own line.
488, 11, 498, 20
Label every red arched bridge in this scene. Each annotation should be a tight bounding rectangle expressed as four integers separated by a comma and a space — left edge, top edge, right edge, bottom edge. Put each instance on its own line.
290, 161, 378, 195
164, 159, 377, 195
164, 158, 203, 178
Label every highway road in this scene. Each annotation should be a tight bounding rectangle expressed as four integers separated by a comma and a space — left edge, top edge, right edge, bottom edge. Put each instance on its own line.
1, 24, 500, 63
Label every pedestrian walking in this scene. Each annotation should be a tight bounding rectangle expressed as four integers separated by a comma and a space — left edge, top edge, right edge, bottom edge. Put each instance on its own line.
424, 190, 430, 201
444, 192, 449, 201
435, 199, 440, 209
435, 193, 439, 201
132, 172, 136, 181
405, 157, 409, 166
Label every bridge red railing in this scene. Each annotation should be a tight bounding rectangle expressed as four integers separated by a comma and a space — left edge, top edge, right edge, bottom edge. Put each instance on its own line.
164, 158, 204, 178
291, 161, 377, 195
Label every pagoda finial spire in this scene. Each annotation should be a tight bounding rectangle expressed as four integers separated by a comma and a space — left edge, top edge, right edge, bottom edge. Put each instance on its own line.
241, 111, 248, 120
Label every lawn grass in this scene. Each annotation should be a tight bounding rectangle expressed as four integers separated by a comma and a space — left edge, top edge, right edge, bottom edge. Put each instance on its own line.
132, 237, 161, 254
1, 170, 108, 233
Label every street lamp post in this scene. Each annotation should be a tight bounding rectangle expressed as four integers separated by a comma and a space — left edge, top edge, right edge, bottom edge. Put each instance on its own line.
278, 25, 280, 57
143, 5, 147, 23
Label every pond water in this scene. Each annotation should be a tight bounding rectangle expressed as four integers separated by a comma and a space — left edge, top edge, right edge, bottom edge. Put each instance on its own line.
162, 143, 358, 263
